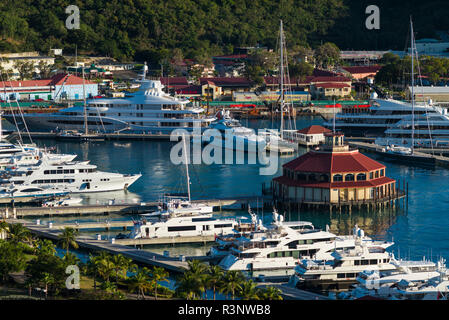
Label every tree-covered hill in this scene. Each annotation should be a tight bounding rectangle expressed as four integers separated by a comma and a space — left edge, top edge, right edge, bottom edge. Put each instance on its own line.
0, 0, 448, 63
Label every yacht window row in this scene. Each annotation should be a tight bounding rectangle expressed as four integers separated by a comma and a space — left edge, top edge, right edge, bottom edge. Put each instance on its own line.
267, 249, 318, 258
32, 179, 75, 184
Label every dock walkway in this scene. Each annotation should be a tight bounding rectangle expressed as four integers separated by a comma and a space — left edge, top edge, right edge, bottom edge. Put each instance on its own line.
5, 217, 190, 272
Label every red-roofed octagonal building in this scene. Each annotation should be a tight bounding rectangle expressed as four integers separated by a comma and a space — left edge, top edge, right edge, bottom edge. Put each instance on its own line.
273, 133, 401, 209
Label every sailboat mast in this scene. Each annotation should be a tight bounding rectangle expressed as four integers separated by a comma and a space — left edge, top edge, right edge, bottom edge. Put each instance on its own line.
410, 17, 415, 152
82, 67, 88, 135
280, 20, 284, 139
182, 134, 191, 202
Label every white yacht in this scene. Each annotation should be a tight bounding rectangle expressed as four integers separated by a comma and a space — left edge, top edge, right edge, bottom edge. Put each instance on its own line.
1, 160, 141, 193
375, 111, 449, 149
218, 213, 393, 272
206, 110, 266, 152
0, 185, 69, 199
128, 213, 237, 239
322, 94, 444, 137
141, 196, 214, 218
293, 241, 397, 291
42, 196, 83, 207
6, 68, 215, 134
345, 257, 449, 300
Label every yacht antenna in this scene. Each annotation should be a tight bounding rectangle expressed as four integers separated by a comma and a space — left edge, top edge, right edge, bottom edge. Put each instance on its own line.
82, 67, 88, 135
280, 19, 284, 140
410, 17, 415, 154
182, 134, 191, 202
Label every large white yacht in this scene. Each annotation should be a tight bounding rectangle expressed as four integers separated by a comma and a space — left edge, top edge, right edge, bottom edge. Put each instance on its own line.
345, 257, 449, 300
218, 213, 393, 272
5, 68, 215, 134
322, 94, 444, 137
375, 106, 449, 149
128, 213, 237, 239
1, 160, 141, 193
293, 240, 397, 291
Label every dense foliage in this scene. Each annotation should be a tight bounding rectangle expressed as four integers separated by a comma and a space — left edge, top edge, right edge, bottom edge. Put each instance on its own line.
0, 1, 447, 65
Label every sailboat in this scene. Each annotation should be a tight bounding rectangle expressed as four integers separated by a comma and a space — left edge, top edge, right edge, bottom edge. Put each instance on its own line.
141, 134, 213, 218
260, 20, 298, 152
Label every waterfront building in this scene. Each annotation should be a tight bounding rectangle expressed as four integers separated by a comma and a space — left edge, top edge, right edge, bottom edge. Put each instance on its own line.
309, 76, 352, 99
272, 132, 402, 211
339, 66, 382, 82
407, 86, 449, 104
0, 52, 55, 80
293, 125, 332, 146
0, 73, 98, 101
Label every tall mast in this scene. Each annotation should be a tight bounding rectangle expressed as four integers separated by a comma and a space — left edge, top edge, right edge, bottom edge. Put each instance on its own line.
280, 20, 284, 139
182, 134, 191, 202
410, 17, 415, 153
82, 67, 88, 135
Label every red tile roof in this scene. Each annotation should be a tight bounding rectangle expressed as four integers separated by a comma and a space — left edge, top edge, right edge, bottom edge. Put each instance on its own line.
175, 85, 201, 94
315, 82, 351, 89
273, 175, 395, 189
160, 77, 189, 86
0, 74, 95, 88
312, 76, 352, 83
297, 125, 332, 135
264, 76, 301, 86
50, 73, 96, 85
341, 65, 382, 74
283, 150, 385, 173
199, 77, 253, 86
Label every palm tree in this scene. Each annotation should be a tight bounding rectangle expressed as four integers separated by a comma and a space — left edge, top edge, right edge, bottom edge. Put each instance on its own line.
238, 280, 261, 300
7, 223, 31, 244
259, 286, 283, 300
41, 272, 54, 299
187, 260, 208, 274
150, 266, 169, 300
127, 268, 152, 299
111, 254, 132, 284
175, 272, 203, 300
206, 265, 224, 300
63, 252, 80, 266
219, 271, 245, 300
96, 255, 115, 283
58, 227, 79, 255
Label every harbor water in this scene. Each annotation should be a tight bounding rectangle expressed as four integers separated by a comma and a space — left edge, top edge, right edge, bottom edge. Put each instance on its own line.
11, 116, 449, 263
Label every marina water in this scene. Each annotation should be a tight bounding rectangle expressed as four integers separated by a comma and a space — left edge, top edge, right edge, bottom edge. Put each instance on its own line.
11, 117, 449, 264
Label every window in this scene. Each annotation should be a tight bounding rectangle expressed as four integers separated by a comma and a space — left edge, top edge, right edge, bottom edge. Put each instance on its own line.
345, 174, 355, 182
375, 171, 379, 178
369, 172, 374, 179
380, 169, 385, 177
369, 259, 378, 265
214, 223, 233, 229
357, 173, 366, 181
333, 174, 343, 182
308, 174, 317, 182
337, 273, 346, 279
320, 174, 329, 182
167, 226, 196, 232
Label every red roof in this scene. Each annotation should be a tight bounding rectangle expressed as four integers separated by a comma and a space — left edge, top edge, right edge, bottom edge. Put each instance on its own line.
297, 125, 332, 135
283, 150, 385, 174
0, 74, 95, 88
273, 175, 395, 189
50, 73, 96, 85
160, 77, 189, 86
311, 76, 352, 83
264, 76, 301, 86
342, 65, 382, 74
199, 77, 253, 86
315, 82, 351, 89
